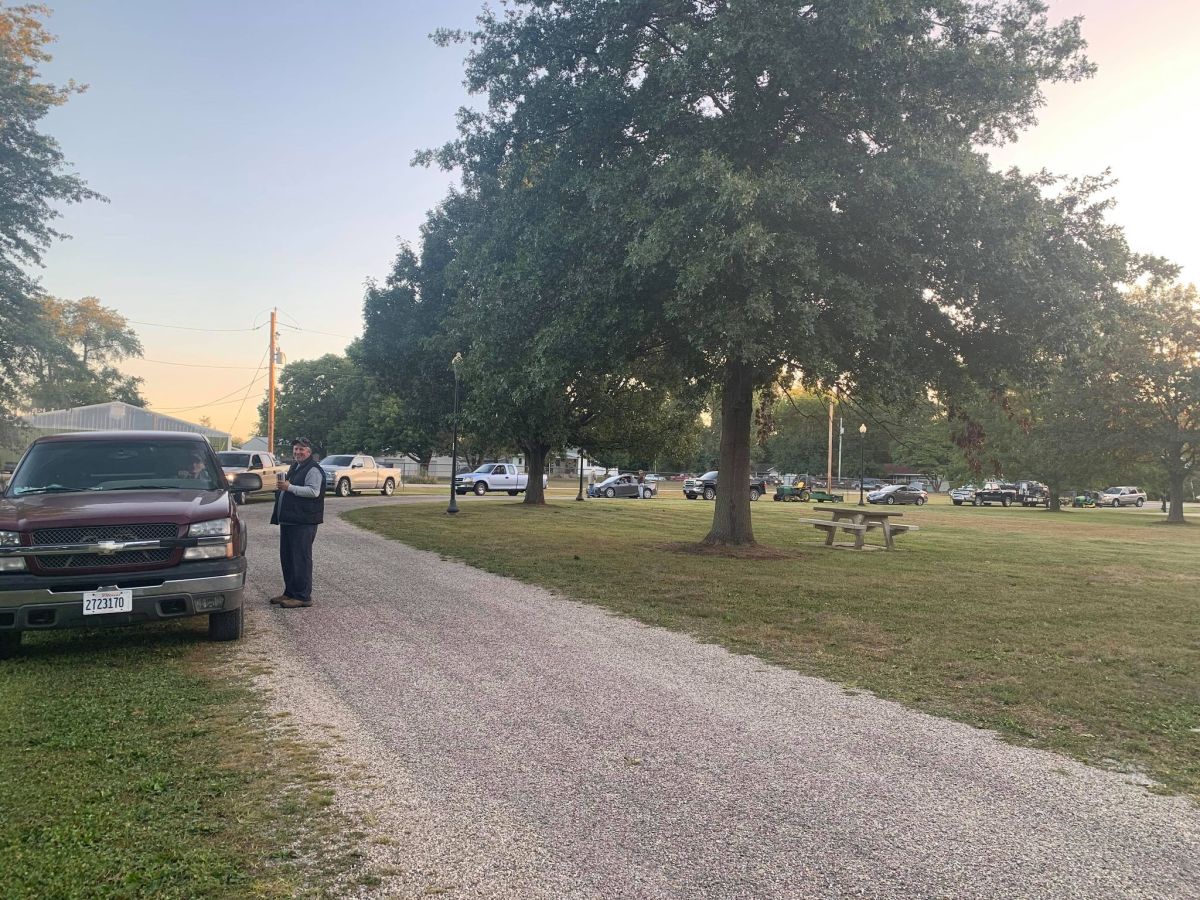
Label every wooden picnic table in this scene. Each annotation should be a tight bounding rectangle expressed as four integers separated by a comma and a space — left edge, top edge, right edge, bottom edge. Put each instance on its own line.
795, 506, 918, 551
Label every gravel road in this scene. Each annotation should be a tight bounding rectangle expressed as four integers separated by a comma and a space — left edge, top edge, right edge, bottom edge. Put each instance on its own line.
240, 496, 1200, 899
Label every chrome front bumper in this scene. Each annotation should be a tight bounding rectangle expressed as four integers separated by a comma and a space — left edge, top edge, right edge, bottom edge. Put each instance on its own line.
0, 570, 245, 631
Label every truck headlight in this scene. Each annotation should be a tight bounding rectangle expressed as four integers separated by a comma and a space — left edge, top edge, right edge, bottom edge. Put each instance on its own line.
185, 518, 233, 560
0, 531, 19, 547
189, 518, 231, 537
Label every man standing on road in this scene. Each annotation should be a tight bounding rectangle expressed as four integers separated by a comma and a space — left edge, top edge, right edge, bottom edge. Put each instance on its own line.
270, 438, 325, 609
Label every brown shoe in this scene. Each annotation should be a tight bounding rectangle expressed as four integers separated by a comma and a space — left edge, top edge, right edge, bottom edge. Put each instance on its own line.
268, 594, 289, 605
278, 597, 313, 609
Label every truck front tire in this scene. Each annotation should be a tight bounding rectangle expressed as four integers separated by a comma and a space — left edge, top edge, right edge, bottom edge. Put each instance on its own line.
0, 631, 21, 660
382, 479, 395, 496
474, 481, 488, 496
1001, 496, 1011, 507
208, 605, 243, 642
336, 478, 352, 498
703, 487, 716, 501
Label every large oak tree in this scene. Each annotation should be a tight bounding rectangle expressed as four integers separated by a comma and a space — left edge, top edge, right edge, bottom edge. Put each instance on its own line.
430, 0, 1134, 543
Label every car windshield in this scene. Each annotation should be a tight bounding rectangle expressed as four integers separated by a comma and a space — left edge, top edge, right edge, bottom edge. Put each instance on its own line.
7, 440, 222, 495
218, 452, 252, 467
1103, 487, 1122, 494
322, 456, 354, 467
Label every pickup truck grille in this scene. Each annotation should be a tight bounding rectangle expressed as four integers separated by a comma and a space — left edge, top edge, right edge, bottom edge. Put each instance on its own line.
32, 523, 178, 571
32, 523, 178, 546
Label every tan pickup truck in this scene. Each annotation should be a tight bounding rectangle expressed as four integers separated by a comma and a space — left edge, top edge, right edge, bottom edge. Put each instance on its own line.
217, 450, 288, 503
319, 454, 399, 497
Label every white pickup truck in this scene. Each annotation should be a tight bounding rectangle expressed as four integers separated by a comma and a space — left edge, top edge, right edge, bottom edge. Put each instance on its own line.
455, 463, 548, 496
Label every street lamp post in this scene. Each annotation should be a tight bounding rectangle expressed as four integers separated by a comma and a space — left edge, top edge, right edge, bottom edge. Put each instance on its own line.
447, 353, 463, 515
858, 423, 867, 506
576, 450, 586, 501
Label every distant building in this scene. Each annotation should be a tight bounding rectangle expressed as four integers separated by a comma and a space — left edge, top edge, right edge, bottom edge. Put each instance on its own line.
24, 401, 232, 450
239, 436, 269, 452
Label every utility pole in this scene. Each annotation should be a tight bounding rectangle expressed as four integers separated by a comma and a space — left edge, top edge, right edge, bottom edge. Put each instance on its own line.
837, 416, 844, 482
268, 308, 277, 453
826, 394, 834, 489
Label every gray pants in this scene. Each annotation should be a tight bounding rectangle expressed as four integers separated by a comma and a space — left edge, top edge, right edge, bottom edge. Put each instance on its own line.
279, 523, 318, 600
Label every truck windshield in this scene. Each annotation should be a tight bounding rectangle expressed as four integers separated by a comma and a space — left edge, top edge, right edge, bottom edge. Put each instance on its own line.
322, 456, 354, 467
472, 464, 497, 474
7, 440, 223, 495
218, 452, 252, 467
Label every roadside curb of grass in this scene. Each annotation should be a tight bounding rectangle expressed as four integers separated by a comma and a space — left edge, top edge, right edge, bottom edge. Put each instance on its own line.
0, 619, 378, 899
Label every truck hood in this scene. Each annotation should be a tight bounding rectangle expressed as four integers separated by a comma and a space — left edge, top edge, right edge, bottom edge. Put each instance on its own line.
0, 489, 230, 532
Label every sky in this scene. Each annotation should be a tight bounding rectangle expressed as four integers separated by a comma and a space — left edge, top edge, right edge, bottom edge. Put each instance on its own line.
31, 0, 1200, 441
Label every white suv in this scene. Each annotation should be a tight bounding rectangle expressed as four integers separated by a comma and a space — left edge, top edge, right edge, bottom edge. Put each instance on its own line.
1098, 486, 1146, 508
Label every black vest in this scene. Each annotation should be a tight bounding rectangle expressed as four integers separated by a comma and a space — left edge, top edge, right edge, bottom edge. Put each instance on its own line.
277, 456, 325, 525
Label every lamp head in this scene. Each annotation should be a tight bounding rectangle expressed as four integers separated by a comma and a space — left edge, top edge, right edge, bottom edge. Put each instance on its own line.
859, 423, 867, 435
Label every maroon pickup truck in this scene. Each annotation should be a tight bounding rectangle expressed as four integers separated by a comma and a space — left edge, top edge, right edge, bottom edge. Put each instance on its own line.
0, 431, 262, 659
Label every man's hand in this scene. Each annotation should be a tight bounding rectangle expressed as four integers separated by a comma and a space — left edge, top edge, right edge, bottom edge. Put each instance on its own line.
280, 479, 291, 491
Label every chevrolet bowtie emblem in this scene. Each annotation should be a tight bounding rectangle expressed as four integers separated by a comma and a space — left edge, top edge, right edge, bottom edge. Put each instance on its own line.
96, 541, 122, 555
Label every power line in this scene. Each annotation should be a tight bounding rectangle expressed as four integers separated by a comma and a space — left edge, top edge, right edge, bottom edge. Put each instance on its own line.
140, 357, 263, 370
278, 322, 355, 340
228, 347, 271, 435
155, 372, 269, 414
128, 319, 265, 333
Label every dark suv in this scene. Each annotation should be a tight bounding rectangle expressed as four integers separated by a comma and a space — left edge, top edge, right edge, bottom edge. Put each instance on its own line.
0, 431, 262, 659
685, 471, 768, 502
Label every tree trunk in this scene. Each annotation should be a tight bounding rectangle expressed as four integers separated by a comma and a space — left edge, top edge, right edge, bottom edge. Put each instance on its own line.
522, 442, 549, 506
702, 359, 756, 546
1167, 466, 1187, 524
1047, 481, 1062, 512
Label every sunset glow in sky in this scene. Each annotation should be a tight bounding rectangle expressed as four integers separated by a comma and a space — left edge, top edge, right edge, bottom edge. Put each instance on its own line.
34, 0, 1200, 441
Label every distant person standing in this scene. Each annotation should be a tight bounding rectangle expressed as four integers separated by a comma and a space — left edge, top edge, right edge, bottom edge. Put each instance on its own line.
270, 438, 325, 608
637, 469, 646, 498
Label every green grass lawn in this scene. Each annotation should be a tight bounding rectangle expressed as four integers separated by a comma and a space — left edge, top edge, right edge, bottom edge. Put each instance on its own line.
0, 622, 337, 899
348, 496, 1200, 798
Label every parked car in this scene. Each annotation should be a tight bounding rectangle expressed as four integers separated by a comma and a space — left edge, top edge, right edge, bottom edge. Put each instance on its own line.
590, 473, 655, 499
867, 484, 928, 505
0, 431, 261, 659
454, 462, 548, 496
217, 450, 288, 503
684, 471, 768, 502
949, 484, 977, 505
1097, 486, 1147, 508
320, 454, 398, 497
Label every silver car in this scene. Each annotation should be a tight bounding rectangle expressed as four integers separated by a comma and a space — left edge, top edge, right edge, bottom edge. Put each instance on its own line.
593, 473, 655, 499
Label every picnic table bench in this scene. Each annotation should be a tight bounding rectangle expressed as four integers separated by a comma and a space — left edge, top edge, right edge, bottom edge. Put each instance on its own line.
796, 507, 920, 550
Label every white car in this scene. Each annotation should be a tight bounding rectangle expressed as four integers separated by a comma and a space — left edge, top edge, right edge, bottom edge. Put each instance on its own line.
1098, 486, 1146, 508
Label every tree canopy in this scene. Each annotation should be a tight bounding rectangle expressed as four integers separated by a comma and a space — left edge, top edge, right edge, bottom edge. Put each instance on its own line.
0, 4, 103, 441
425, 0, 1135, 543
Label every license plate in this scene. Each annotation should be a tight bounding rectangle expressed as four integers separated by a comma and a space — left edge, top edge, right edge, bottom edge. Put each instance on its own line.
82, 589, 133, 615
